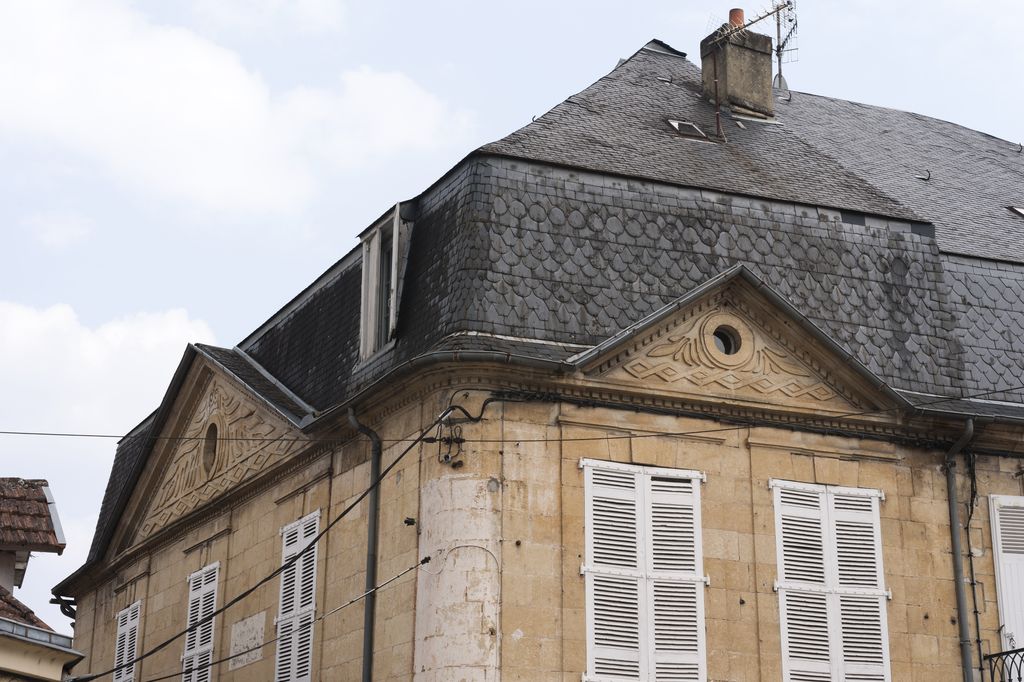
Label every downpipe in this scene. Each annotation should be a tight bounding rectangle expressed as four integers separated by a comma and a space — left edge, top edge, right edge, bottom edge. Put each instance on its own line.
944, 418, 976, 682
349, 408, 382, 682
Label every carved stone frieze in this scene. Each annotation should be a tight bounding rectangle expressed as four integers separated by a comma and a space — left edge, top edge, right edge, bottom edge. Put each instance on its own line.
137, 378, 302, 541
602, 302, 864, 411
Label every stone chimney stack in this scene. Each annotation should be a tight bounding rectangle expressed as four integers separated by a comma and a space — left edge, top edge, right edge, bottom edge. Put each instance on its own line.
700, 7, 774, 117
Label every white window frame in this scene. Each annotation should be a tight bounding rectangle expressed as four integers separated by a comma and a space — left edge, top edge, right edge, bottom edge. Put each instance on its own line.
771, 479, 891, 682
113, 600, 142, 682
990, 494, 1024, 651
275, 510, 320, 682
580, 458, 708, 682
359, 207, 403, 359
181, 562, 220, 682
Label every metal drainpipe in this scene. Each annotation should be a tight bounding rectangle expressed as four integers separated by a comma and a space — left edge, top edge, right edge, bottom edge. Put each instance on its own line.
944, 418, 976, 682
348, 408, 382, 682
964, 452, 986, 678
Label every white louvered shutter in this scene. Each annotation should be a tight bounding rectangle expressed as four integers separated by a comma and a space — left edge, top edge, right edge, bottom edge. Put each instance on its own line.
830, 492, 889, 682
582, 459, 706, 682
182, 563, 219, 682
113, 601, 142, 682
645, 475, 706, 682
775, 484, 831, 682
991, 495, 1024, 651
772, 480, 889, 682
275, 511, 319, 682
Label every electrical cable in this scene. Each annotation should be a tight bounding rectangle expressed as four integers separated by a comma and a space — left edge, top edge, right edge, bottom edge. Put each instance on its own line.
143, 557, 428, 682
69, 398, 501, 682
50, 383, 1024, 679
6, 382, 1024, 447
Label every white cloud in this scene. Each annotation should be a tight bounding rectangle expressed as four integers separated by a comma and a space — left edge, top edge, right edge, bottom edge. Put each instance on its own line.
0, 1, 471, 215
279, 67, 475, 169
0, 302, 215, 633
23, 211, 94, 248
192, 0, 345, 34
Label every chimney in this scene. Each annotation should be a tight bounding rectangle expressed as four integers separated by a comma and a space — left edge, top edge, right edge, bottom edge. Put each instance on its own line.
700, 7, 774, 117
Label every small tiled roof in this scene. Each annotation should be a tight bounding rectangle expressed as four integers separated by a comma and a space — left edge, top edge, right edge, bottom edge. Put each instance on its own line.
0, 585, 52, 631
0, 479, 64, 553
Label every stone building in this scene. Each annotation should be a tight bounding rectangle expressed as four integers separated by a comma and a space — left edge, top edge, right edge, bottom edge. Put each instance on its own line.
0, 478, 81, 680
55, 13, 1024, 682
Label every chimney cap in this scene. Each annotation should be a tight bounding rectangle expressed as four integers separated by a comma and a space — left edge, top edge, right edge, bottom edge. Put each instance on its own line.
729, 8, 745, 26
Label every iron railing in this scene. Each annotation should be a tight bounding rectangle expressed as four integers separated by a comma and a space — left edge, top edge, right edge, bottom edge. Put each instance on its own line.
988, 647, 1024, 681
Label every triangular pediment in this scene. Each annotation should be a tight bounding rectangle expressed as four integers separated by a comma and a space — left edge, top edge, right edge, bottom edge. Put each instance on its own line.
574, 266, 905, 417
120, 357, 306, 550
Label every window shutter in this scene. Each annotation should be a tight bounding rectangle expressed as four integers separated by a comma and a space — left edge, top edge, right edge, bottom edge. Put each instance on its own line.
113, 601, 142, 682
182, 563, 219, 682
582, 459, 706, 682
586, 464, 642, 680
991, 495, 1024, 650
772, 481, 889, 682
275, 511, 319, 682
830, 493, 888, 682
646, 476, 705, 682
774, 483, 832, 681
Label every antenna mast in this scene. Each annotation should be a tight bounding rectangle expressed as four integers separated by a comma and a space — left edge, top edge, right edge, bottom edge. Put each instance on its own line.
773, 0, 799, 89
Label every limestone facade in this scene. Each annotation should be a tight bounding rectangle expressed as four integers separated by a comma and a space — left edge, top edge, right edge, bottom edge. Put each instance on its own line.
61, 281, 1024, 682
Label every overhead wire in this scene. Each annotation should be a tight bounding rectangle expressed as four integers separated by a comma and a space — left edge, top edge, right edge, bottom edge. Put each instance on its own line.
69, 398, 502, 682
143, 557, 427, 682
8, 382, 1024, 448
47, 383, 1024, 679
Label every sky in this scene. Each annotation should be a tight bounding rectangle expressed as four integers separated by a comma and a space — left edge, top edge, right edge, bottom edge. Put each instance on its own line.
1, 0, 1021, 636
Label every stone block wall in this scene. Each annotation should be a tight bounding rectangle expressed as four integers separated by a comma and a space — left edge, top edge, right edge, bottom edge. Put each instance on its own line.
69, 384, 1024, 681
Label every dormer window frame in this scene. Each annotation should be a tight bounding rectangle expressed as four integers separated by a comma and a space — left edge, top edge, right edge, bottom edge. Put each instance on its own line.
360, 204, 406, 359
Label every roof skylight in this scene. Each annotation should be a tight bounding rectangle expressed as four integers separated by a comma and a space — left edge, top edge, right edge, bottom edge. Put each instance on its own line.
667, 119, 708, 141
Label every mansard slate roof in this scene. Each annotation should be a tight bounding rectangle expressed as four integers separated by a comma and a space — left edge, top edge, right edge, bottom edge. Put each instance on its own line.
483, 40, 1024, 263
64, 37, 1024, 590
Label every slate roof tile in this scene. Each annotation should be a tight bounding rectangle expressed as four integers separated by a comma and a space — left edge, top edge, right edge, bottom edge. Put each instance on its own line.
69, 37, 1024, 590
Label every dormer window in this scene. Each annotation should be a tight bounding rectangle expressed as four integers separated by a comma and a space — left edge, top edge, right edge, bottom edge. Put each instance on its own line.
359, 203, 412, 359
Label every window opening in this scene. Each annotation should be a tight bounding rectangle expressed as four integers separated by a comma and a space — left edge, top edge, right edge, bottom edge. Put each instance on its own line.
275, 511, 319, 682
712, 325, 741, 355
376, 226, 393, 348
772, 480, 890, 682
202, 423, 218, 475
582, 459, 708, 681
182, 563, 219, 682
113, 601, 142, 682
668, 119, 708, 140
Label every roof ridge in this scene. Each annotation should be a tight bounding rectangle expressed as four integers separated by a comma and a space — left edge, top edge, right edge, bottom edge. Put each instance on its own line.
779, 88, 1023, 149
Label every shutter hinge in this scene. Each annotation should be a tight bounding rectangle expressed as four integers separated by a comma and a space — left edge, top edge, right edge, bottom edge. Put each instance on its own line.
885, 588, 892, 600
773, 580, 780, 593
580, 563, 586, 577
703, 575, 711, 586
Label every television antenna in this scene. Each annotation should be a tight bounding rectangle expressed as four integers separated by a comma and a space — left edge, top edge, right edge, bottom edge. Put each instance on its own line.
773, 0, 799, 89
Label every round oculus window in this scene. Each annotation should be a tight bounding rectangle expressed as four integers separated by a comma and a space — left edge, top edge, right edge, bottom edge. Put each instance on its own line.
712, 325, 741, 356
202, 423, 218, 475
